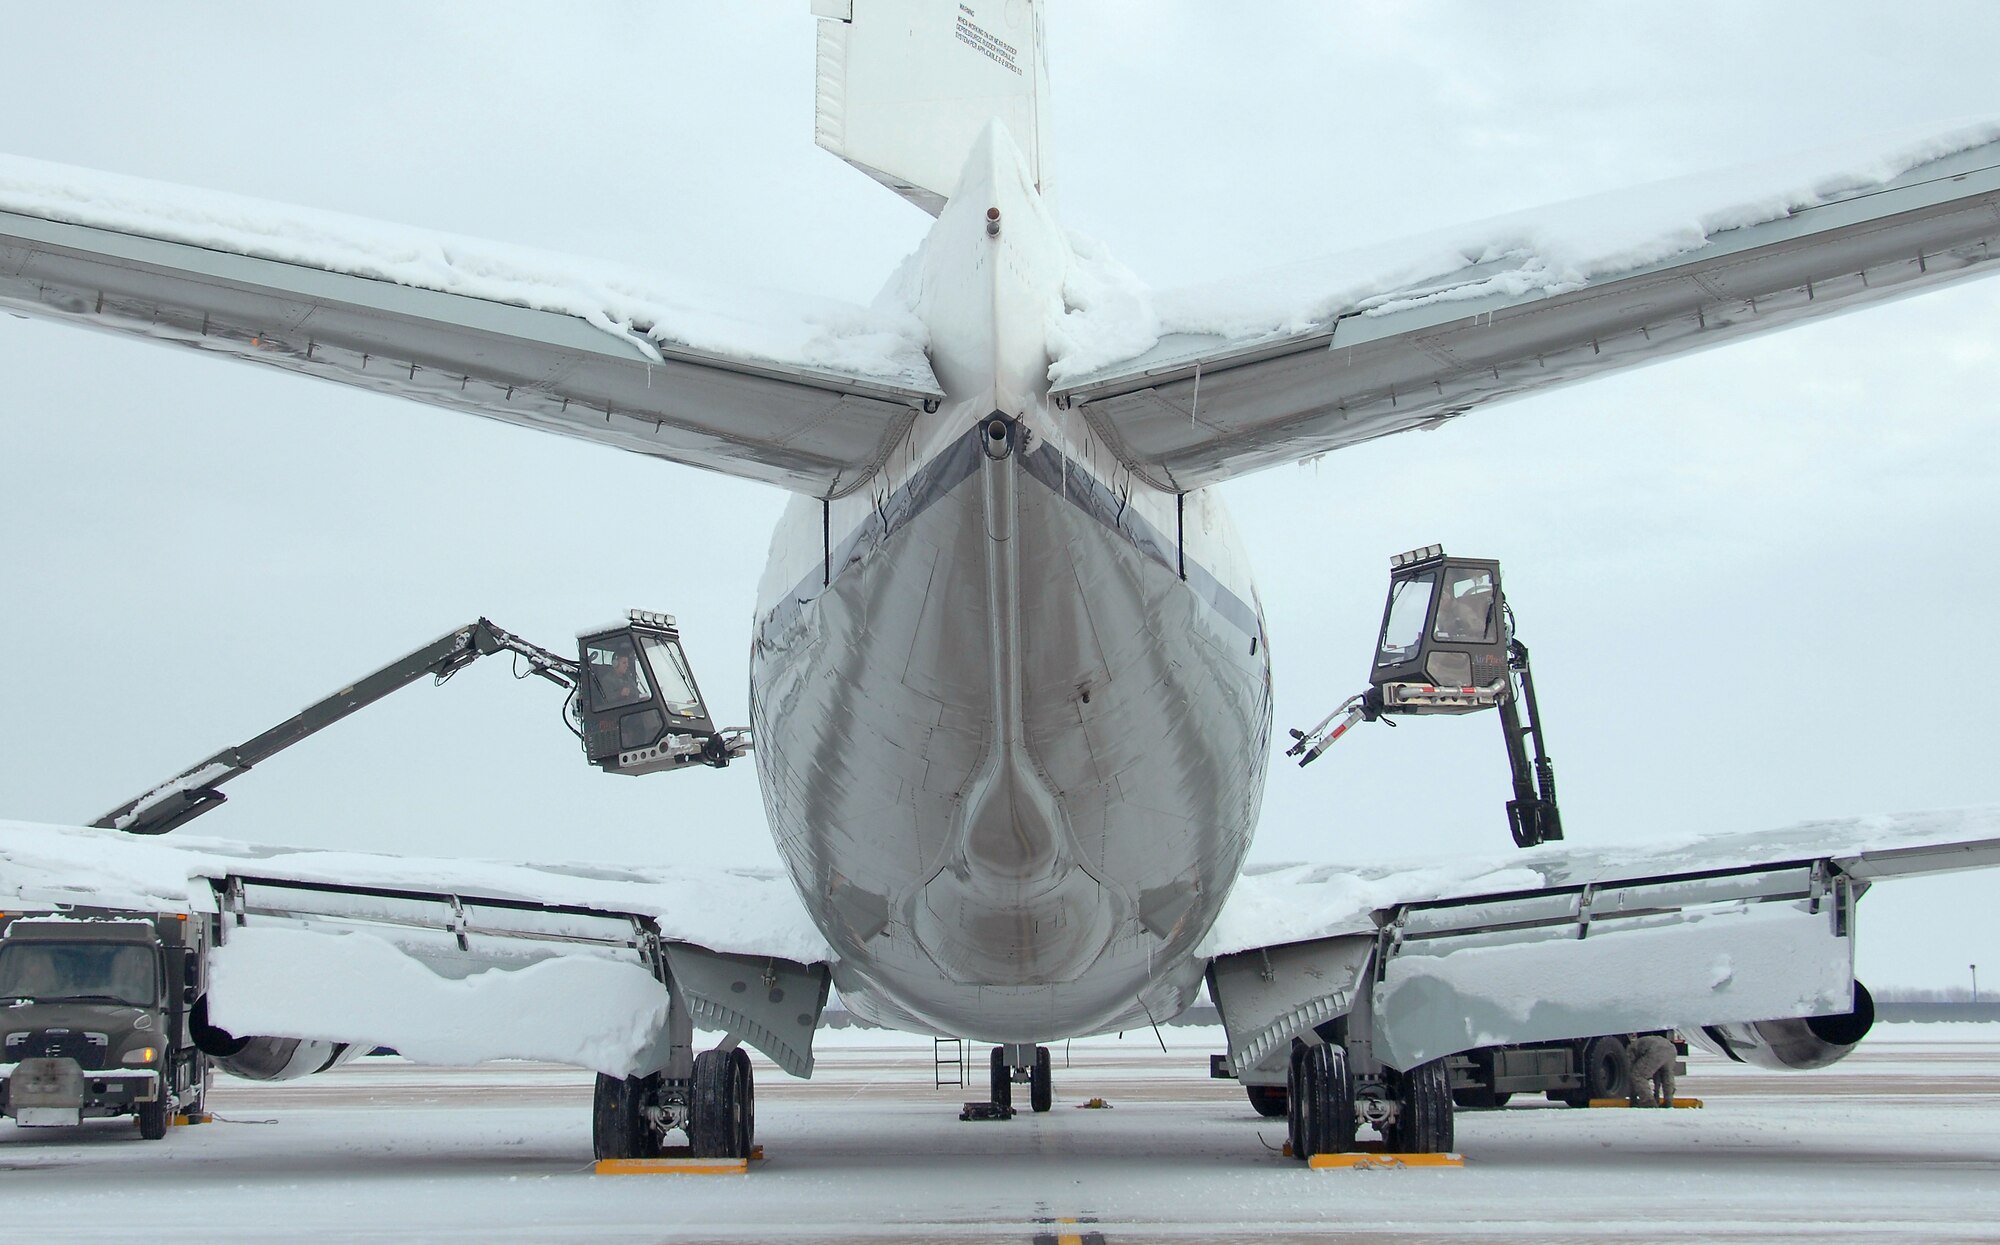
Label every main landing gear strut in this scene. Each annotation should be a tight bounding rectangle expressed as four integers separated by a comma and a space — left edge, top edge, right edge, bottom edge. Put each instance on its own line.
1282, 1037, 1456, 1160
591, 968, 757, 1160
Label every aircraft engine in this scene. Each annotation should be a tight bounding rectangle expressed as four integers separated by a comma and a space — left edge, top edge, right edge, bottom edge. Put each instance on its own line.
1693, 981, 1875, 1071
190, 996, 362, 1081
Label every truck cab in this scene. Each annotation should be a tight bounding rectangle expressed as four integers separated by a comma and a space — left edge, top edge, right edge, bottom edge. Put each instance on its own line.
0, 910, 209, 1139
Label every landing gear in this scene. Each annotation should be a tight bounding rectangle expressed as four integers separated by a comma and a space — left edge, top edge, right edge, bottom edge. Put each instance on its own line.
593, 1072, 663, 1160
1246, 1085, 1288, 1118
989, 1046, 1012, 1111
1381, 1059, 1454, 1153
1285, 1041, 1356, 1161
691, 1047, 755, 1158
1030, 1045, 1052, 1113
986, 1044, 1052, 1114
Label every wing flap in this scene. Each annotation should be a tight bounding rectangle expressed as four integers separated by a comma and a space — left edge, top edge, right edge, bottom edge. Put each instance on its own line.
1206, 808, 2000, 1071
0, 820, 833, 1077
1055, 131, 2000, 490
0, 158, 941, 498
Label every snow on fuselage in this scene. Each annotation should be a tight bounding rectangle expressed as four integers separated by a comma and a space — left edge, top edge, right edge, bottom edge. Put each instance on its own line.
749, 126, 1272, 1043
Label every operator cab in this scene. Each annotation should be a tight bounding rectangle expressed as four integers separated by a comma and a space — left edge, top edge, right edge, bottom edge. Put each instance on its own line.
577, 611, 724, 775
1289, 544, 1562, 847
1371, 546, 1510, 713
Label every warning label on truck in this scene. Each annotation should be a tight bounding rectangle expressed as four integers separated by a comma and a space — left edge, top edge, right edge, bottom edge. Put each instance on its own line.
955, 6, 1022, 76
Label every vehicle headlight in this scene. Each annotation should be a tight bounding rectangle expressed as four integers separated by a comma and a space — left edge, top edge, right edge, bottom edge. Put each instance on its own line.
120, 1046, 159, 1066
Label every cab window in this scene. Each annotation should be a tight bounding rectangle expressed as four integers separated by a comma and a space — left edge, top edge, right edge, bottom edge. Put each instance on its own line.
1433, 569, 1497, 643
584, 634, 652, 712
1376, 572, 1437, 667
639, 636, 704, 719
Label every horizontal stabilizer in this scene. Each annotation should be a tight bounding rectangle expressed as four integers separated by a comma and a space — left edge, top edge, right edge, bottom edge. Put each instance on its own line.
0, 154, 940, 498
1054, 124, 2000, 490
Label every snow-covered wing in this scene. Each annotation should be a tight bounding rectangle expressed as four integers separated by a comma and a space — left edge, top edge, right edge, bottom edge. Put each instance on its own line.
1052, 126, 2000, 491
0, 820, 832, 1078
1204, 807, 2000, 1073
0, 155, 941, 498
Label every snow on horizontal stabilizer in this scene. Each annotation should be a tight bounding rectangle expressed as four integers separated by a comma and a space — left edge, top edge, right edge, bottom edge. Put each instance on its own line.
814, 0, 1051, 216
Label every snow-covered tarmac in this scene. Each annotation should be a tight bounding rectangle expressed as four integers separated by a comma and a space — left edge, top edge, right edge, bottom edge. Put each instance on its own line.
6, 1027, 1997, 1243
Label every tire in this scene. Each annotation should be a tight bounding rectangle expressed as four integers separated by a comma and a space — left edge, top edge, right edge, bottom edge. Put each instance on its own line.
691, 1049, 750, 1158
989, 1046, 1012, 1111
1583, 1036, 1632, 1101
1030, 1046, 1052, 1113
1383, 1059, 1454, 1154
729, 1047, 755, 1157
1286, 1042, 1354, 1160
1285, 1044, 1309, 1159
1245, 1085, 1288, 1118
592, 1072, 658, 1160
137, 1095, 169, 1141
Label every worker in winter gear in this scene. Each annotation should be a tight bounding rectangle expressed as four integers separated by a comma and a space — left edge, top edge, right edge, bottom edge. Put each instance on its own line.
1628, 1033, 1676, 1107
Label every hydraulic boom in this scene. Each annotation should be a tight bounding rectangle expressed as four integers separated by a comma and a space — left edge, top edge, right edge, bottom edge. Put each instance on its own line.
95, 612, 748, 836
1287, 546, 1562, 848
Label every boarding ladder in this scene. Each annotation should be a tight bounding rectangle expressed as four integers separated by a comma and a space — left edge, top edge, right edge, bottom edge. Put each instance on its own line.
933, 1037, 966, 1089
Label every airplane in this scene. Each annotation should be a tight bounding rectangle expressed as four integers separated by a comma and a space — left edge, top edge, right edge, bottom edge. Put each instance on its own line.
3, 2, 1999, 1163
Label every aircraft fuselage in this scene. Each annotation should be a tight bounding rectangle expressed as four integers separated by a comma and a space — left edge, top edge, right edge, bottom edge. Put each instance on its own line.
749, 128, 1272, 1042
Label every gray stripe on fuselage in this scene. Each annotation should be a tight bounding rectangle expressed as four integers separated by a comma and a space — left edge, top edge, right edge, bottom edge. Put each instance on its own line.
756, 425, 1259, 641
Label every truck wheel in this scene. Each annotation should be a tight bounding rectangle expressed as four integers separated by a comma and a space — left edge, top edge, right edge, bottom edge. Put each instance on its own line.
138, 1096, 170, 1140
1245, 1085, 1288, 1117
1583, 1036, 1632, 1101
1030, 1046, 1052, 1113
1383, 1059, 1454, 1154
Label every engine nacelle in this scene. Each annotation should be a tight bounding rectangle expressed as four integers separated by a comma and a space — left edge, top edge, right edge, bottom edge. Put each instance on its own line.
190, 995, 362, 1081
1694, 981, 1875, 1071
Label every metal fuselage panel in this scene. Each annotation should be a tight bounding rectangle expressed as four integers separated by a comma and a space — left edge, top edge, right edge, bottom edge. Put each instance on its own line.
748, 127, 1272, 1042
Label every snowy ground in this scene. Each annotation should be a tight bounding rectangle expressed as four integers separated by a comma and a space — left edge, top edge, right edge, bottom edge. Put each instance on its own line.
5, 1026, 1997, 1243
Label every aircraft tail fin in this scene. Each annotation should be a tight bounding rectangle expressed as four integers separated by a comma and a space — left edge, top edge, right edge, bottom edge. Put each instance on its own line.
812, 0, 1050, 216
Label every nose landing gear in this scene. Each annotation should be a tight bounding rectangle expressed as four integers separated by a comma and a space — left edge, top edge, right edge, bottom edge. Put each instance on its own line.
981, 1044, 1054, 1117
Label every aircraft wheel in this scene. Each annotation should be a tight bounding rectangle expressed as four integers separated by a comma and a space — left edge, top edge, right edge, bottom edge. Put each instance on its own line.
729, 1047, 756, 1156
1030, 1046, 1052, 1113
1245, 1085, 1288, 1118
593, 1072, 659, 1160
692, 1049, 751, 1158
989, 1046, 1012, 1111
1382, 1059, 1455, 1154
1286, 1041, 1354, 1160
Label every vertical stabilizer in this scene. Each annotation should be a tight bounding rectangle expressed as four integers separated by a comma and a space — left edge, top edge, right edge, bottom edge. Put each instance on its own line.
813, 0, 1050, 215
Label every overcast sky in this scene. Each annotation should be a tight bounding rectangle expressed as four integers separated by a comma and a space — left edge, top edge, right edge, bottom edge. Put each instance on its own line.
1, 3, 1996, 993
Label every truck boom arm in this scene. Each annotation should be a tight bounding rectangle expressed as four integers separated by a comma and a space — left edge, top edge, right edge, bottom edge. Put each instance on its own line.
94, 619, 580, 836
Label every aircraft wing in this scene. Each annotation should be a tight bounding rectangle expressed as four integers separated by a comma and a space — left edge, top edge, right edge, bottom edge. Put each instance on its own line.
1204, 807, 2000, 1074
1051, 124, 2000, 491
0, 819, 833, 1078
0, 154, 941, 499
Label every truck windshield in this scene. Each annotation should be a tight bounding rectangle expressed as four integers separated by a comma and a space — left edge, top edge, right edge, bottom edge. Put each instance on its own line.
0, 942, 159, 1007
